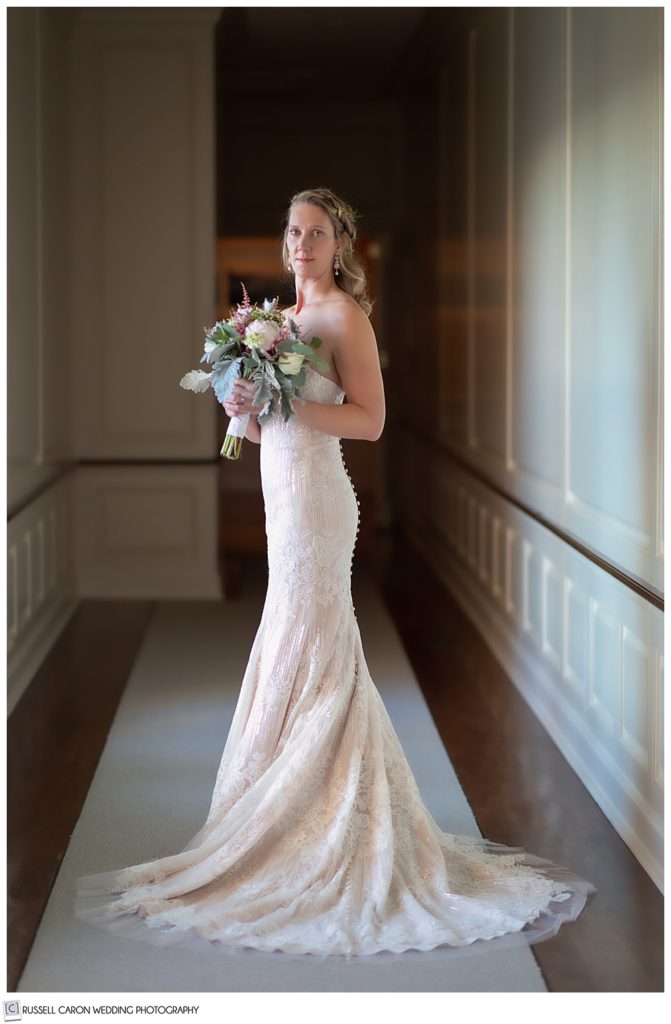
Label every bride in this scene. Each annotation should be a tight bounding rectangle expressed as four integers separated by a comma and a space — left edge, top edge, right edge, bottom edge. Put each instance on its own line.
75, 186, 597, 960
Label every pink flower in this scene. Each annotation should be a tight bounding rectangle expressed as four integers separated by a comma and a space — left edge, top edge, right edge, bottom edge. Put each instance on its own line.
244, 319, 281, 354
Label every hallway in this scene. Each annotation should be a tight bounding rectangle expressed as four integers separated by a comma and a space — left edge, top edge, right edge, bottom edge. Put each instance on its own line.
6, 5, 664, 997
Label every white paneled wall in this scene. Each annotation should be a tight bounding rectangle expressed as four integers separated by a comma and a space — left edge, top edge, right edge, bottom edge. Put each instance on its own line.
7, 8, 74, 518
7, 9, 223, 711
427, 6, 663, 886
66, 9, 223, 601
68, 9, 219, 461
567, 8, 663, 593
7, 9, 79, 713
399, 433, 663, 889
74, 465, 221, 599
437, 7, 663, 592
7, 476, 77, 714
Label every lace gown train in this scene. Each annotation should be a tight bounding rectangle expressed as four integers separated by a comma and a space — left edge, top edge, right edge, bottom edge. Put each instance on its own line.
74, 365, 597, 960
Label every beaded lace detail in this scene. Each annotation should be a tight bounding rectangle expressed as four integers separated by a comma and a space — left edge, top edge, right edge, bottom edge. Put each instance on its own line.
74, 363, 597, 959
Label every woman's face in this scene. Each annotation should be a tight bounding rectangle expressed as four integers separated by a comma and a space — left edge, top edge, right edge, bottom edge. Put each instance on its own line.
286, 203, 338, 277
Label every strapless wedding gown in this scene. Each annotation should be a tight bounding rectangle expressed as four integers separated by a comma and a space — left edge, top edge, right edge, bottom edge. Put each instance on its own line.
75, 364, 597, 961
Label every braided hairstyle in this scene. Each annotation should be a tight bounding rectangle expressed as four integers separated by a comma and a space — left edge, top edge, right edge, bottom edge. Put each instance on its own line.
281, 187, 374, 318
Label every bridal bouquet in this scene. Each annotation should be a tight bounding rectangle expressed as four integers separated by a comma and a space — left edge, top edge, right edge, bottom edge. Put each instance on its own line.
180, 283, 329, 459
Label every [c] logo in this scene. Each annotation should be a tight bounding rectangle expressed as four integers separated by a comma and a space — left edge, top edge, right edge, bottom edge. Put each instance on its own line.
3, 1001, 21, 1021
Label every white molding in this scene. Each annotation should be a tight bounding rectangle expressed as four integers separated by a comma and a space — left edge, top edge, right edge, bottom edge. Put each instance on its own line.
7, 474, 78, 715
7, 464, 223, 711
73, 465, 222, 600
399, 435, 663, 890
424, 533, 664, 892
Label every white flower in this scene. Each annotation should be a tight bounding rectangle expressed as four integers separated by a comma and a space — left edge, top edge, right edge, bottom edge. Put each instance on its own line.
245, 318, 281, 354
179, 369, 212, 393
277, 351, 305, 375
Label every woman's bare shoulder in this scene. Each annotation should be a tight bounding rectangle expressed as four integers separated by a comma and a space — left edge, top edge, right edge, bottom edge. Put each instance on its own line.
324, 293, 369, 326
281, 295, 367, 332
329, 298, 373, 339
340, 296, 369, 319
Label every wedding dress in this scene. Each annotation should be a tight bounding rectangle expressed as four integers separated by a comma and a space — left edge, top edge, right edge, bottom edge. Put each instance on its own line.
75, 364, 597, 961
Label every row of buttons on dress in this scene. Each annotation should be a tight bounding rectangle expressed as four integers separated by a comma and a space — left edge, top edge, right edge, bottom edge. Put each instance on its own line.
338, 440, 360, 607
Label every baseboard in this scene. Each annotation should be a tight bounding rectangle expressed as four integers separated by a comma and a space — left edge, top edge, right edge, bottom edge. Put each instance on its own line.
7, 473, 78, 716
406, 524, 663, 892
7, 595, 79, 715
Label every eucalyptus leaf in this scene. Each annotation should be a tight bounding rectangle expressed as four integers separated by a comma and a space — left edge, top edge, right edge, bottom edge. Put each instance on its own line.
306, 354, 330, 373
291, 342, 320, 357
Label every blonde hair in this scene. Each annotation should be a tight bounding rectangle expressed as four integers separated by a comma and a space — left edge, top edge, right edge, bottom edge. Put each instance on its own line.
280, 187, 374, 318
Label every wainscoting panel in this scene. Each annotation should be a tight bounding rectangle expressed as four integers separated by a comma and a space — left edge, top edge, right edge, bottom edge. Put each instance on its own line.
73, 465, 222, 599
7, 474, 78, 714
398, 431, 663, 890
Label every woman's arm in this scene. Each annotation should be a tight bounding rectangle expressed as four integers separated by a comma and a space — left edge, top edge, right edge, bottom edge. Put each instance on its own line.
292, 306, 385, 442
292, 397, 381, 441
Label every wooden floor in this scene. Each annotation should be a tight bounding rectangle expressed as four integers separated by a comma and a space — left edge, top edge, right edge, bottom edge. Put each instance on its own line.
7, 531, 663, 992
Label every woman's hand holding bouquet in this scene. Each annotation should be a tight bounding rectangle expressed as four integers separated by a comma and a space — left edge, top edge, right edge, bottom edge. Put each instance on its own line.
179, 282, 329, 459
222, 377, 265, 427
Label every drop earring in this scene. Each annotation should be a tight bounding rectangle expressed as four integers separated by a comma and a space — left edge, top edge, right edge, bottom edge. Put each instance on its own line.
334, 252, 340, 276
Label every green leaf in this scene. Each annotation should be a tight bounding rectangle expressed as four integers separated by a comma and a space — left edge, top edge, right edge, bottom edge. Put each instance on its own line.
264, 363, 282, 391
212, 357, 243, 404
291, 342, 319, 357
307, 354, 330, 372
212, 356, 233, 373
280, 389, 294, 422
